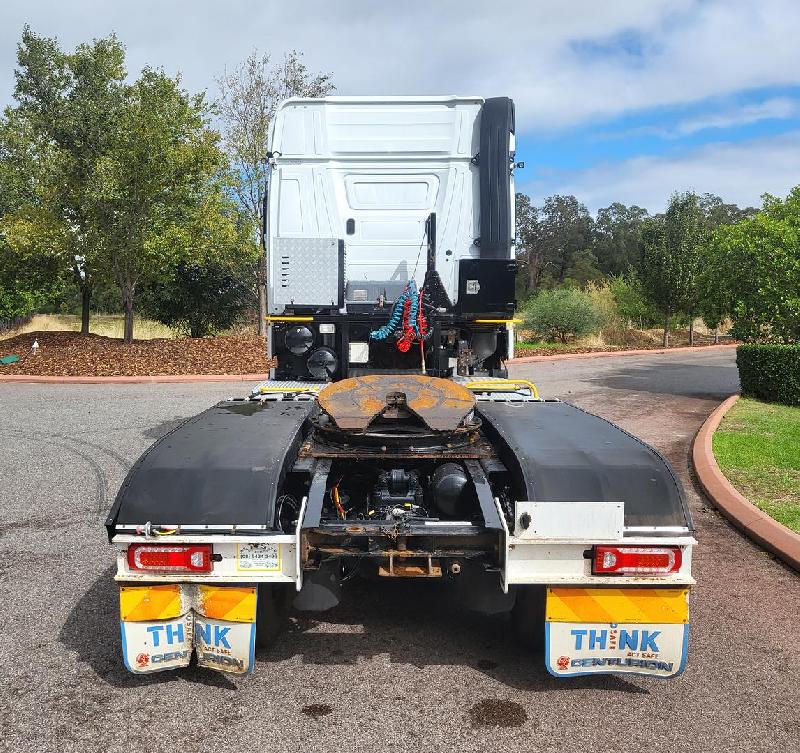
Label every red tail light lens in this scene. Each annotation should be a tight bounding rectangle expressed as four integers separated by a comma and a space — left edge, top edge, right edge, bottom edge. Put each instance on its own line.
127, 544, 213, 573
592, 546, 681, 575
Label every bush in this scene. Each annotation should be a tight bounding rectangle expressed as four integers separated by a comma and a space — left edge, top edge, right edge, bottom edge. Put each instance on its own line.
522, 287, 603, 342
140, 260, 254, 337
608, 273, 661, 328
736, 344, 800, 406
585, 280, 620, 328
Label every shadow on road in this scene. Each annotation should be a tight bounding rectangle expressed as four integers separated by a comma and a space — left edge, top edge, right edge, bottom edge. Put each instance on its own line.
60, 568, 647, 694
58, 566, 236, 689
261, 577, 649, 695
589, 361, 739, 399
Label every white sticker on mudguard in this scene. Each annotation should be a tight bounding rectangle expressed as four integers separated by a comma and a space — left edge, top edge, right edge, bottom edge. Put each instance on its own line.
237, 542, 281, 571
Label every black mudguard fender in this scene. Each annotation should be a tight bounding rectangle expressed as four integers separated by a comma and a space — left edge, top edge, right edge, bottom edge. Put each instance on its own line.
106, 400, 314, 537
477, 401, 692, 529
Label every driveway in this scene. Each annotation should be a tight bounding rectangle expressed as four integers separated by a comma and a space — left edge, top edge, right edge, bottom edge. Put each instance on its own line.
1, 348, 797, 753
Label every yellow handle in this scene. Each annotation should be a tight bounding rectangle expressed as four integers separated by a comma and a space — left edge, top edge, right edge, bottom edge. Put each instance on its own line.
464, 379, 539, 399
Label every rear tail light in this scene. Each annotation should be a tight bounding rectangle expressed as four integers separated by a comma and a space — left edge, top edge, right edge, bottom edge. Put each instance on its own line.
127, 544, 213, 573
592, 545, 682, 575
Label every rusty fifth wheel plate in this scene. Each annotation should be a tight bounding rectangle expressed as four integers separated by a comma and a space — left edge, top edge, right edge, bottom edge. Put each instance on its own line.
317, 374, 476, 432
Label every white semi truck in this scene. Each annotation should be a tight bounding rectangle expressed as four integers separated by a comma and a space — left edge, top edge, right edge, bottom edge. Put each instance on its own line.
107, 96, 695, 679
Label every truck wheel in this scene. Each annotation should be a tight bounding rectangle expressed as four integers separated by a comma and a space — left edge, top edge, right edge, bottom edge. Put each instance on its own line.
510, 585, 545, 651
256, 583, 294, 648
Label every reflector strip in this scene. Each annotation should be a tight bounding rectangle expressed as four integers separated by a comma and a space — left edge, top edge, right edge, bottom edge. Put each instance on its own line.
198, 585, 257, 623
120, 585, 183, 622
546, 587, 689, 624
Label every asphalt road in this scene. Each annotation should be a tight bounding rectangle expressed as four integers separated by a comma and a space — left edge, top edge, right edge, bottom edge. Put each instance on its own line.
1, 348, 798, 753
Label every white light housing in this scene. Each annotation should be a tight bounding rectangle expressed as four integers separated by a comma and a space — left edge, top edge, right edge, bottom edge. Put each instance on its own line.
318, 323, 336, 334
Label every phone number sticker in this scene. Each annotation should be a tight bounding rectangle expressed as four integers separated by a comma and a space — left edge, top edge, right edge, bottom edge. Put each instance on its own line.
236, 542, 281, 572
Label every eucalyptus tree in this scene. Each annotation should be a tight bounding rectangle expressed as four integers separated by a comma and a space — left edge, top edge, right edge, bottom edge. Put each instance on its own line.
639, 192, 707, 347
216, 51, 334, 335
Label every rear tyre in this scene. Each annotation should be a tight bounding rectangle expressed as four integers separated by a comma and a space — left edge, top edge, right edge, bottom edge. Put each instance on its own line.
510, 585, 546, 651
255, 583, 294, 648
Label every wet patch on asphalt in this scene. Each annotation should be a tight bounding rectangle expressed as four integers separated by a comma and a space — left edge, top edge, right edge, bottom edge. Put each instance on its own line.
469, 698, 528, 728
302, 703, 333, 719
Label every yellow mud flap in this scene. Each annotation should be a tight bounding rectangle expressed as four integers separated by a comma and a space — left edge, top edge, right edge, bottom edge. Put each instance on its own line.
545, 587, 689, 679
119, 585, 257, 675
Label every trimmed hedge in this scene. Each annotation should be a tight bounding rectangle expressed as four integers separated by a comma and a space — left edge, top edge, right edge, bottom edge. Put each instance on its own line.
736, 344, 800, 406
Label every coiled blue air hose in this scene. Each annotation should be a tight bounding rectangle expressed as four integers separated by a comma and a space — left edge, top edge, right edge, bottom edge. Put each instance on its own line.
370, 281, 418, 340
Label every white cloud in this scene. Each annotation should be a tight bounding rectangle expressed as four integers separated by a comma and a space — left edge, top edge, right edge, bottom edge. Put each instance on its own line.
524, 130, 800, 212
673, 97, 800, 136
1, 0, 800, 132
3, 0, 800, 211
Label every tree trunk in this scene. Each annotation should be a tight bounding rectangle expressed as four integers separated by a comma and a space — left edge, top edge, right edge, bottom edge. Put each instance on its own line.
122, 285, 135, 344
663, 313, 670, 348
688, 317, 695, 346
714, 325, 720, 344
80, 282, 91, 335
527, 255, 543, 295
72, 263, 92, 335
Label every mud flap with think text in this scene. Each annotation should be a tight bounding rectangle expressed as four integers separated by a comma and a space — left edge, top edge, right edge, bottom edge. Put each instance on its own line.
119, 584, 257, 674
544, 587, 689, 678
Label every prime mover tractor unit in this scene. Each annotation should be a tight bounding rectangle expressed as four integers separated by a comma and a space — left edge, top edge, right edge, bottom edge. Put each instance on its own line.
107, 96, 695, 679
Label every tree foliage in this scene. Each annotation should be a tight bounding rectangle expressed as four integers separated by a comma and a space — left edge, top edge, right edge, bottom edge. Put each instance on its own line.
639, 192, 708, 345
92, 67, 239, 342
216, 50, 334, 334
3, 27, 127, 332
515, 195, 653, 296
698, 192, 758, 227
706, 188, 800, 342
592, 202, 649, 276
1, 28, 252, 343
608, 273, 661, 328
0, 109, 64, 319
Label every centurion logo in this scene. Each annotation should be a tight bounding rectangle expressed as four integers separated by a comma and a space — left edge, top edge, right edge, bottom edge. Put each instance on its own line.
570, 656, 675, 671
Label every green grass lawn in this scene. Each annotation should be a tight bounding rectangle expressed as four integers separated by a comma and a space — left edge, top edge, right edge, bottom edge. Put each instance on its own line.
713, 398, 800, 532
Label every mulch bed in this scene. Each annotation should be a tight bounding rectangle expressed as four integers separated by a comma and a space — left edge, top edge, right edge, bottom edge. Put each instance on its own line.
0, 331, 273, 377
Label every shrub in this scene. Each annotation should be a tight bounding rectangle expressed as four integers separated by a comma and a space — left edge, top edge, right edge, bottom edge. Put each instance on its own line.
522, 287, 602, 342
140, 260, 253, 338
736, 344, 800, 406
608, 273, 661, 328
585, 280, 619, 328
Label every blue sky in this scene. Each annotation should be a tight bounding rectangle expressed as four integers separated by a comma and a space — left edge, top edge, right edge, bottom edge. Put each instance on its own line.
2, 0, 800, 213
518, 85, 800, 210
